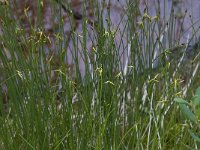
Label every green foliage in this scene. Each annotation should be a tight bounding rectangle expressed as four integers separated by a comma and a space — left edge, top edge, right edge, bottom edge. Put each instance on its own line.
0, 0, 200, 149
175, 86, 200, 143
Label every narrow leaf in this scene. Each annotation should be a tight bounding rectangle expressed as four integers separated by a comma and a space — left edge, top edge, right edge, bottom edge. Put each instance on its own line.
174, 98, 189, 105
179, 104, 197, 122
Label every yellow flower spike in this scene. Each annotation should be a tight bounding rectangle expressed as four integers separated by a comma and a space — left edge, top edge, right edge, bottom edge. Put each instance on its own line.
137, 21, 144, 29
152, 15, 159, 21
92, 47, 97, 53
15, 28, 24, 35
148, 74, 159, 83
96, 65, 103, 76
99, 68, 103, 76
36, 31, 43, 40
24, 7, 30, 17
142, 13, 151, 21
174, 78, 178, 88
115, 72, 121, 79
54, 33, 62, 40
16, 70, 24, 80
104, 31, 109, 37
175, 91, 182, 97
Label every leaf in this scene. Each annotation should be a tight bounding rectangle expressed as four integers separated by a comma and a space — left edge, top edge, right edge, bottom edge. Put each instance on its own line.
188, 129, 200, 142
192, 95, 200, 107
192, 87, 200, 107
174, 98, 189, 105
195, 108, 200, 119
179, 104, 197, 122
195, 87, 200, 96
174, 98, 197, 122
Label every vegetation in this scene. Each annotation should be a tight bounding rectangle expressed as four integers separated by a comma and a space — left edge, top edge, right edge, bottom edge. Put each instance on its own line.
0, 0, 200, 149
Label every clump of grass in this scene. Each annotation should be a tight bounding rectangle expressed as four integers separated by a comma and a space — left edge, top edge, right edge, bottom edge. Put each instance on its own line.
0, 0, 200, 149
